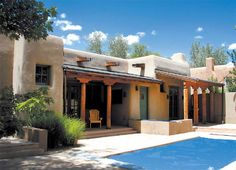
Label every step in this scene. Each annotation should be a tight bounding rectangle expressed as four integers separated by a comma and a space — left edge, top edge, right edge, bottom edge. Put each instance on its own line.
0, 147, 45, 159
83, 130, 138, 139
85, 127, 135, 136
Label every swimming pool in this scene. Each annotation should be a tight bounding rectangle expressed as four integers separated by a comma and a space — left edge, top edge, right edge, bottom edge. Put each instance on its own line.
110, 137, 236, 170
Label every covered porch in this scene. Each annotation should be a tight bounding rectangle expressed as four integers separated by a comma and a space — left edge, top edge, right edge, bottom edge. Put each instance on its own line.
156, 69, 224, 125
63, 64, 162, 129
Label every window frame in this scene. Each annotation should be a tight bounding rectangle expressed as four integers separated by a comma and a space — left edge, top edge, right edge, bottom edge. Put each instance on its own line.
35, 64, 51, 86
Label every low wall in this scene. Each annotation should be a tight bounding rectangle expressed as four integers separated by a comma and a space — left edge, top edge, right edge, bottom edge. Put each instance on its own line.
23, 127, 48, 151
225, 92, 236, 124
129, 119, 193, 135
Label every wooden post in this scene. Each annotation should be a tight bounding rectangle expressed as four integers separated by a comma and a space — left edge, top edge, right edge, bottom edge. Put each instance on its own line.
210, 87, 214, 123
202, 88, 207, 124
193, 88, 199, 125
104, 80, 115, 129
183, 82, 189, 119
78, 78, 90, 122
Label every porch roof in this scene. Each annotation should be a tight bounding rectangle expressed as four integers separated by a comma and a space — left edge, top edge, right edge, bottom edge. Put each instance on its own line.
155, 69, 224, 87
63, 64, 162, 84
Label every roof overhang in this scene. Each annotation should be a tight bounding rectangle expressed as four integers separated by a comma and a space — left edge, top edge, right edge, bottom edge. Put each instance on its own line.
63, 64, 162, 84
155, 69, 224, 87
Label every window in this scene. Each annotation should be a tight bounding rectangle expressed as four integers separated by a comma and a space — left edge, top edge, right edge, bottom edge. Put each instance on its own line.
160, 83, 165, 93
112, 89, 123, 104
35, 65, 50, 85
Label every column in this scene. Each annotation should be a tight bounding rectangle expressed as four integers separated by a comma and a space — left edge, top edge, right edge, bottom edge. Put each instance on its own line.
193, 88, 199, 125
202, 88, 207, 124
210, 87, 214, 122
79, 78, 90, 122
104, 80, 115, 129
183, 82, 189, 119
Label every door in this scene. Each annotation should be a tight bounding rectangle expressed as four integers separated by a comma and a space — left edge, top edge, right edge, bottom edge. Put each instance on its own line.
66, 81, 81, 118
140, 86, 148, 120
169, 86, 179, 120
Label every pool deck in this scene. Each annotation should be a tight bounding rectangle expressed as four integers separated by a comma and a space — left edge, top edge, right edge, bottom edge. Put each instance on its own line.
1, 125, 236, 169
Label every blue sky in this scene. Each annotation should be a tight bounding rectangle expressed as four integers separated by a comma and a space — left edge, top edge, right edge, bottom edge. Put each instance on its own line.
42, 0, 236, 59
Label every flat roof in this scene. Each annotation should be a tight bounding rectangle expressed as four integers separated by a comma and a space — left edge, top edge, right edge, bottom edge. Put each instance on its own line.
155, 69, 224, 87
63, 64, 162, 84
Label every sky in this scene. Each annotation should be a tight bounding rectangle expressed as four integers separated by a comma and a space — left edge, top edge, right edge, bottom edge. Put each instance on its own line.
42, 0, 236, 59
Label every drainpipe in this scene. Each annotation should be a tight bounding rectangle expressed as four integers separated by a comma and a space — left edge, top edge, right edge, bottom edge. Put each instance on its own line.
222, 85, 225, 124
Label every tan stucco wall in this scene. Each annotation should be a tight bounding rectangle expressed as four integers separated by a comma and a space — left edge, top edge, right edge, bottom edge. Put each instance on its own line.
129, 82, 169, 121
0, 35, 14, 89
13, 36, 64, 113
225, 92, 236, 124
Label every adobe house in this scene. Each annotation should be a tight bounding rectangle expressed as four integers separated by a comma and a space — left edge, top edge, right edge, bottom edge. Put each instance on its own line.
0, 35, 224, 135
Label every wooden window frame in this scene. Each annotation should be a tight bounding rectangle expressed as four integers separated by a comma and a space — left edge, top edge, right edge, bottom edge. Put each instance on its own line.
35, 65, 51, 85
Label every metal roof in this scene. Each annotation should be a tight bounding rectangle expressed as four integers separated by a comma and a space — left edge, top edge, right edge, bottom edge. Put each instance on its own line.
63, 64, 162, 84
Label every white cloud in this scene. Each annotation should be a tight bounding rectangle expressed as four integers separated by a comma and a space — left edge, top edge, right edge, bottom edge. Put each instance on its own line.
60, 13, 66, 19
61, 33, 80, 45
88, 31, 108, 41
221, 43, 225, 47
196, 27, 203, 32
122, 35, 140, 45
228, 43, 236, 50
136, 32, 146, 37
54, 19, 82, 31
194, 35, 203, 39
151, 30, 156, 35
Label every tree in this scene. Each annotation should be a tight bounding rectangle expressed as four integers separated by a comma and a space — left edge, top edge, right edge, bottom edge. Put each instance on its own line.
131, 43, 150, 58
0, 0, 57, 41
108, 35, 128, 58
190, 41, 228, 67
227, 50, 236, 66
87, 31, 105, 54
225, 50, 236, 92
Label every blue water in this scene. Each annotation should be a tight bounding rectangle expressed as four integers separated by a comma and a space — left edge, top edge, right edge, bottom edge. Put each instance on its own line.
110, 137, 236, 170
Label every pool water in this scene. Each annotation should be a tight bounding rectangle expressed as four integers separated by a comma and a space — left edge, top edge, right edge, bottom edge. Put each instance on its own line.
110, 137, 236, 170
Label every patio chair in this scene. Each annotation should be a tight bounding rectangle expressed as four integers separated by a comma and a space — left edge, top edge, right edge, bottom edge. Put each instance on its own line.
89, 109, 103, 128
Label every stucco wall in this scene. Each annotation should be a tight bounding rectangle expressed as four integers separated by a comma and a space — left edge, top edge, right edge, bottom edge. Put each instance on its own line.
111, 84, 130, 126
129, 82, 169, 121
0, 35, 14, 89
225, 92, 236, 124
64, 48, 129, 73
13, 36, 64, 113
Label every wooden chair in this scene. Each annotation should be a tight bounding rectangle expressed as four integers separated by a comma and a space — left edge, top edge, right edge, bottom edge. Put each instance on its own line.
89, 109, 103, 128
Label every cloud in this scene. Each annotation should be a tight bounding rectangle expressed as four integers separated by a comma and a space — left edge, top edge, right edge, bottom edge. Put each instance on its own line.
151, 30, 156, 35
194, 35, 203, 39
54, 19, 82, 31
221, 43, 225, 47
88, 31, 108, 41
122, 35, 140, 45
228, 43, 236, 50
60, 13, 66, 19
196, 27, 203, 32
136, 32, 146, 37
61, 33, 80, 45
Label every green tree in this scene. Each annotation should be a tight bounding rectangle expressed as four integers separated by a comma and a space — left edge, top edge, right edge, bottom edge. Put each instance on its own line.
0, 0, 57, 41
131, 43, 150, 58
87, 32, 104, 54
227, 50, 236, 66
225, 50, 236, 92
190, 41, 228, 67
108, 35, 128, 58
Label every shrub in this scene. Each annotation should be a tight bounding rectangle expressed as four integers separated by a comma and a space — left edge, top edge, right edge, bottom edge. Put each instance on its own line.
59, 115, 85, 146
30, 111, 64, 148
0, 87, 20, 139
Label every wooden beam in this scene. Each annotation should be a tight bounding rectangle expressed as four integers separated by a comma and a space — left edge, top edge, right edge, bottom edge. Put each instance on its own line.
210, 87, 215, 122
183, 82, 189, 119
202, 88, 207, 123
132, 63, 145, 68
105, 61, 119, 67
193, 88, 199, 125
76, 57, 91, 63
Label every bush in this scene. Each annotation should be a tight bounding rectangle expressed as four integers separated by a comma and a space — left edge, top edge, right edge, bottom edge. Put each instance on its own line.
0, 87, 20, 139
30, 111, 64, 148
59, 115, 85, 146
